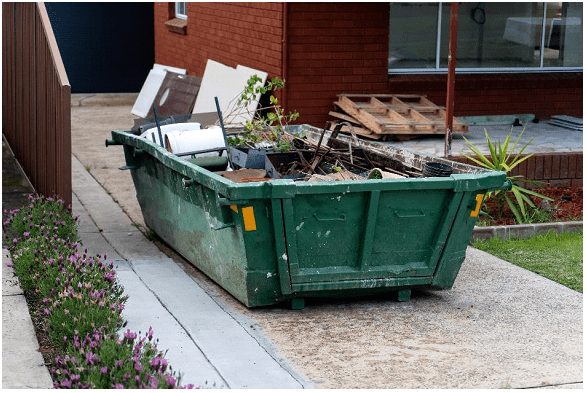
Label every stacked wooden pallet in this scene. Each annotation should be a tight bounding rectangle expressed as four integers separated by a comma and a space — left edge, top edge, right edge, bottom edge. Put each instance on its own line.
328, 94, 468, 140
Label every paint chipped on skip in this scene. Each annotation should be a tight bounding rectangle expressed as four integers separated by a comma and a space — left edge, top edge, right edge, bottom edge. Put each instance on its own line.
296, 221, 305, 231
282, 253, 288, 261
266, 272, 273, 278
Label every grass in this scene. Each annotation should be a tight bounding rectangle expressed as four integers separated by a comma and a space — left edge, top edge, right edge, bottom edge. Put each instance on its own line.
473, 231, 583, 292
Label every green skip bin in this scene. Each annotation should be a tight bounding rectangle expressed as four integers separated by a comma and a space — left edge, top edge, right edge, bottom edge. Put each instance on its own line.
108, 125, 508, 309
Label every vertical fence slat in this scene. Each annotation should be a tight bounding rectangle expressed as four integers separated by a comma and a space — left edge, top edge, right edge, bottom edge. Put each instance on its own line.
2, 2, 71, 206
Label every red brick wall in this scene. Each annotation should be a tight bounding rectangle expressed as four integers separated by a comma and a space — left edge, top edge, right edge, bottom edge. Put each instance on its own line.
154, 2, 283, 77
388, 73, 583, 120
285, 3, 390, 125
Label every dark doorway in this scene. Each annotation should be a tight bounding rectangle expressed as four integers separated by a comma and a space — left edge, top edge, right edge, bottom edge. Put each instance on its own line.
46, 3, 154, 93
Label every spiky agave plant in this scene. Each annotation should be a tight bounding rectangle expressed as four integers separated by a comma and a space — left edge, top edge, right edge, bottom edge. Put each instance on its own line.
463, 128, 552, 224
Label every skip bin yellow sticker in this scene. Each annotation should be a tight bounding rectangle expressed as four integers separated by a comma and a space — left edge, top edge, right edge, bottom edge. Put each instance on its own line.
230, 204, 238, 213
470, 194, 484, 218
242, 206, 257, 231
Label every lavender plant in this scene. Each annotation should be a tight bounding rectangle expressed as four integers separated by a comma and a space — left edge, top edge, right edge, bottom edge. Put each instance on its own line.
52, 328, 192, 389
3, 195, 194, 389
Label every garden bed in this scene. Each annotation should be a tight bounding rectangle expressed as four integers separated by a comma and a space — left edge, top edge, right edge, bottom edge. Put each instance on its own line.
476, 186, 582, 226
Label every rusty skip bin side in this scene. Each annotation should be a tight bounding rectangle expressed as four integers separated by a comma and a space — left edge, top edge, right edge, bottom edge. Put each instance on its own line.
109, 129, 506, 308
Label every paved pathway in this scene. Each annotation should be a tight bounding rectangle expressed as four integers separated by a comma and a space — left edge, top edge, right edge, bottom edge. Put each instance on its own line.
71, 156, 308, 388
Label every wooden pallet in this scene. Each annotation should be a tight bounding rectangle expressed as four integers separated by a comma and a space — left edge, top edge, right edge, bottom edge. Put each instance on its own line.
333, 94, 468, 136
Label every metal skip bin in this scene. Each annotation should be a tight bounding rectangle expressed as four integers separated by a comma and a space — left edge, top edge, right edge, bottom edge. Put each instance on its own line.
108, 126, 508, 309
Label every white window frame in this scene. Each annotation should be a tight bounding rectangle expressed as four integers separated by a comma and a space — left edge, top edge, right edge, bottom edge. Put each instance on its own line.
389, 2, 583, 74
175, 2, 187, 20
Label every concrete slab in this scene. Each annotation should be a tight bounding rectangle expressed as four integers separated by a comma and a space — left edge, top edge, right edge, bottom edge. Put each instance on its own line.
129, 259, 304, 388
102, 231, 164, 261
2, 258, 53, 389
79, 232, 123, 260
374, 122, 582, 157
116, 269, 226, 388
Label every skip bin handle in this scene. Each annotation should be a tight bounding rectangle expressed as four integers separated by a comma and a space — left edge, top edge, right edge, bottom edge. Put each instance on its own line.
105, 139, 121, 147
500, 179, 513, 191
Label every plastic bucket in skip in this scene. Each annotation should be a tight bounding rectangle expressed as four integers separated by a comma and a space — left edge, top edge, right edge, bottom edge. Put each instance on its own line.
422, 162, 453, 177
164, 125, 227, 158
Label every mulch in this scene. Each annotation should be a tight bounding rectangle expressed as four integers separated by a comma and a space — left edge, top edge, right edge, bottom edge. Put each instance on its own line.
481, 186, 582, 226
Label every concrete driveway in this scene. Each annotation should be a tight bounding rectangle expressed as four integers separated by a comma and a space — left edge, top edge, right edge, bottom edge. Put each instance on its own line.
71, 94, 582, 388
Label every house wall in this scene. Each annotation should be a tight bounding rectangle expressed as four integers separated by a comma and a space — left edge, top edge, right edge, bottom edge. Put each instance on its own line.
154, 2, 283, 78
285, 3, 390, 125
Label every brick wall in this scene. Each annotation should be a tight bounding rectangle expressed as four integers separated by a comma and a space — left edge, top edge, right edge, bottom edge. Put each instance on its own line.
451, 152, 583, 187
388, 73, 583, 120
285, 3, 390, 125
154, 2, 283, 78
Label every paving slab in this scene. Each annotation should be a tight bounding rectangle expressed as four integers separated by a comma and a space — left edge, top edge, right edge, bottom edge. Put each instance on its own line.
2, 251, 53, 389
116, 269, 226, 388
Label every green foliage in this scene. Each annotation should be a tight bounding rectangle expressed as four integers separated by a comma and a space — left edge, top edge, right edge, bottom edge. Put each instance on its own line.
231, 75, 299, 152
464, 129, 552, 224
473, 231, 583, 292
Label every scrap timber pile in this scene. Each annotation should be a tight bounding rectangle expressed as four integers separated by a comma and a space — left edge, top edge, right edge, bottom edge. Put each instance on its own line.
220, 126, 456, 184
328, 94, 468, 141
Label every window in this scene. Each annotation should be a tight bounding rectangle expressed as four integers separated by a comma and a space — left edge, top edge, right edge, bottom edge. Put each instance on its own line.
388, 2, 582, 73
175, 2, 187, 20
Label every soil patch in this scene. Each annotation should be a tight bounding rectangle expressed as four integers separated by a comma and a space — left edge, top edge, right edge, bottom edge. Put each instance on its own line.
479, 186, 582, 226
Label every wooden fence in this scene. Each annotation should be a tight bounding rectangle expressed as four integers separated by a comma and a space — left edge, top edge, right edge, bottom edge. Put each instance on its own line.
2, 2, 71, 206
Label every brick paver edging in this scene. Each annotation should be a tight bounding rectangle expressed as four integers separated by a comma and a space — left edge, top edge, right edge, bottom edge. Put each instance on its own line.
472, 221, 583, 240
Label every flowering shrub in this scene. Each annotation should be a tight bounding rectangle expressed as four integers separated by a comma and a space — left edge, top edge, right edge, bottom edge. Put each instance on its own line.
3, 195, 194, 389
52, 328, 192, 389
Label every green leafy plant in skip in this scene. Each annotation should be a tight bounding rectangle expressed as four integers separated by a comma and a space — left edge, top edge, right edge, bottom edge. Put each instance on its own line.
227, 75, 299, 152
463, 128, 552, 224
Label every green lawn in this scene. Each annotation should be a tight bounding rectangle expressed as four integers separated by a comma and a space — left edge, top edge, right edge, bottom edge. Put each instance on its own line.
473, 231, 583, 292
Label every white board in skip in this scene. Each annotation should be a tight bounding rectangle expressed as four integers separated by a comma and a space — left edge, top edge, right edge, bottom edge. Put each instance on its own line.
192, 60, 268, 127
153, 63, 187, 75
131, 68, 167, 118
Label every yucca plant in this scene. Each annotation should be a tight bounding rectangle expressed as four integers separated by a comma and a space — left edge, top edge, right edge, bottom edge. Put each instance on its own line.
463, 128, 552, 224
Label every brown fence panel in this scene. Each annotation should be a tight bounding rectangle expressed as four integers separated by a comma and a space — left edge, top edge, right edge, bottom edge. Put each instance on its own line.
2, 2, 71, 206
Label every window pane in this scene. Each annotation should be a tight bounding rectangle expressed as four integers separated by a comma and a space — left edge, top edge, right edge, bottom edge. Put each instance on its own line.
389, 3, 439, 69
440, 3, 543, 68
543, 2, 582, 67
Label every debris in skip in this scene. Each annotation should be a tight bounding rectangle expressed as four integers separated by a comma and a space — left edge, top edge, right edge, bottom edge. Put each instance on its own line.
126, 61, 469, 184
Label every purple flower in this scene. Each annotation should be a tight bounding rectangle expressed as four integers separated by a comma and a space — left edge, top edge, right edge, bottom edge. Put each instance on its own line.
104, 271, 116, 282
146, 326, 154, 341
60, 379, 72, 388
114, 383, 124, 389
100, 367, 108, 374
150, 376, 159, 389
165, 375, 176, 387
134, 362, 143, 372
85, 351, 98, 365
115, 359, 124, 368
71, 374, 80, 383
123, 329, 137, 341
23, 231, 30, 238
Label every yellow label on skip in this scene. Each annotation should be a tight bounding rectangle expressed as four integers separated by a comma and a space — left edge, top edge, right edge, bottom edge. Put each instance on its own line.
470, 194, 484, 218
242, 206, 257, 231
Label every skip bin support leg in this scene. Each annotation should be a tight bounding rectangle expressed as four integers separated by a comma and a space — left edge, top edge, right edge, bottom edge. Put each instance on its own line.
290, 298, 305, 310
395, 289, 411, 302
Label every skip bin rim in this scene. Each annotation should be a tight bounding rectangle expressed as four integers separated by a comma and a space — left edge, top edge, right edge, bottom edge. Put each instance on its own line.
111, 130, 507, 199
